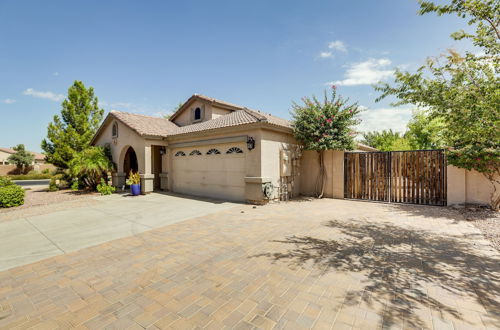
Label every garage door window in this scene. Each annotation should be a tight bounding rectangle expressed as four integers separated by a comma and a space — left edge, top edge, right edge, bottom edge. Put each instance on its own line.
175, 151, 186, 157
206, 148, 221, 155
189, 150, 202, 156
226, 147, 243, 154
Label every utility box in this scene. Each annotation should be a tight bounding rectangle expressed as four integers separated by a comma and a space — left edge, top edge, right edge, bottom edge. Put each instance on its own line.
280, 150, 292, 177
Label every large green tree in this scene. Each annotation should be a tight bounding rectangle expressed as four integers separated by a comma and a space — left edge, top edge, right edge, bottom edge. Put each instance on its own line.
361, 129, 409, 151
7, 144, 34, 173
405, 110, 447, 150
376, 0, 500, 209
41, 81, 104, 169
292, 87, 362, 197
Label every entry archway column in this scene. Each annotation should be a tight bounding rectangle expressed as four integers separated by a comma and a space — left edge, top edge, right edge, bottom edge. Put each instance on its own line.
140, 145, 155, 194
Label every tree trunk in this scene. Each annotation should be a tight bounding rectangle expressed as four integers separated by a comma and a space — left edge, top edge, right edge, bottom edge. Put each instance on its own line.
315, 150, 326, 198
484, 172, 500, 211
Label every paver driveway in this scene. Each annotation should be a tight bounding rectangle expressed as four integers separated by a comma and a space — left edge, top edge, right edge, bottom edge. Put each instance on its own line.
0, 199, 499, 329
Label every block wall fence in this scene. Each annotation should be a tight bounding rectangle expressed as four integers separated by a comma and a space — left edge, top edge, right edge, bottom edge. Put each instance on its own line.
299, 150, 498, 207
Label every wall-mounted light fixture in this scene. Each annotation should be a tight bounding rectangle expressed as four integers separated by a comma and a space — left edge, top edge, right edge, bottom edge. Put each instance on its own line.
247, 137, 255, 150
159, 146, 166, 155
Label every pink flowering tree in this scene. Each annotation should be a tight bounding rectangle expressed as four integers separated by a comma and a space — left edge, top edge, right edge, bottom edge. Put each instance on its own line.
291, 87, 362, 197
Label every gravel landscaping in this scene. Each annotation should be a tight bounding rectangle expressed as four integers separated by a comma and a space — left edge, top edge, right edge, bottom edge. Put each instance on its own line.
459, 206, 500, 251
0, 187, 99, 222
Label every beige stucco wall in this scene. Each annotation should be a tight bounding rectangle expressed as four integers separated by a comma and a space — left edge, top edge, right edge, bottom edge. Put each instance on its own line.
447, 165, 499, 206
93, 119, 150, 173
209, 105, 232, 120
299, 150, 344, 198
260, 130, 301, 200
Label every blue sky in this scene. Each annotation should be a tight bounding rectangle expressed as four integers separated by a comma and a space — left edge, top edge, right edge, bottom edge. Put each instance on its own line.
0, 0, 469, 152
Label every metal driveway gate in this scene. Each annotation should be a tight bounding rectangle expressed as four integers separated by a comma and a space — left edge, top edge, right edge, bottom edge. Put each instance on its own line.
344, 150, 447, 206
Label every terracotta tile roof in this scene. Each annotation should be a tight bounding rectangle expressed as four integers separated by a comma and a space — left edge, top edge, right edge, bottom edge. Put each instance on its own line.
110, 110, 179, 137
0, 147, 15, 154
191, 94, 246, 110
0, 147, 45, 160
109, 104, 291, 138
174, 109, 291, 135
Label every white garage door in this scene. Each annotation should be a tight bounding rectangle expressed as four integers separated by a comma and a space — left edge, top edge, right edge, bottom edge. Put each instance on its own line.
171, 143, 246, 201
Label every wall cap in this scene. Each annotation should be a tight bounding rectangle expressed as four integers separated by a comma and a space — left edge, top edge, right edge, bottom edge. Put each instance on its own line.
244, 177, 272, 184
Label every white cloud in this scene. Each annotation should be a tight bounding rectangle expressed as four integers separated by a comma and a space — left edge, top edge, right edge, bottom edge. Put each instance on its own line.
357, 107, 412, 133
23, 88, 64, 102
319, 51, 333, 58
328, 40, 347, 52
2, 99, 16, 104
53, 72, 59, 76
328, 58, 394, 86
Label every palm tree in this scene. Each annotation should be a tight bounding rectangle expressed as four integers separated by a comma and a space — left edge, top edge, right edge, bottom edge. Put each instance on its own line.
69, 146, 115, 189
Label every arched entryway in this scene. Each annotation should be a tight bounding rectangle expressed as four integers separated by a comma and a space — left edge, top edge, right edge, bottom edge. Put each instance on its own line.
123, 147, 138, 176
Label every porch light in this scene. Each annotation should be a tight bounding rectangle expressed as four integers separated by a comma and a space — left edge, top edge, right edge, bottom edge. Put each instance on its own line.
247, 137, 255, 150
159, 146, 166, 155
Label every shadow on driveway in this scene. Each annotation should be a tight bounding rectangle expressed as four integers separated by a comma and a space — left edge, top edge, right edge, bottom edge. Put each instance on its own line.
252, 218, 500, 329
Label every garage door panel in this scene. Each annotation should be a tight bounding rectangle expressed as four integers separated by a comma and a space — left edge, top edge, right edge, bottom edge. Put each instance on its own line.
171, 144, 246, 201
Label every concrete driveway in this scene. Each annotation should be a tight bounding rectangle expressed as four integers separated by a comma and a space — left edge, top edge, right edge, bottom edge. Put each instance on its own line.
0, 193, 238, 271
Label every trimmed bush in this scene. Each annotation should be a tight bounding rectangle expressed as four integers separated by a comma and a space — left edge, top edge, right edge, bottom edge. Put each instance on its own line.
48, 173, 65, 192
71, 180, 80, 191
0, 185, 25, 208
0, 177, 14, 187
96, 179, 115, 195
4, 173, 53, 180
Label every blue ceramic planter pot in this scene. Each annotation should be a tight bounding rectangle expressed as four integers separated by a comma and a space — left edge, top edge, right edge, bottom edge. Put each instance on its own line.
131, 184, 141, 196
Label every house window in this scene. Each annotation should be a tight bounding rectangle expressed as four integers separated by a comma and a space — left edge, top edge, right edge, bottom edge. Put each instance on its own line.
226, 147, 243, 154
206, 148, 221, 155
189, 150, 202, 156
112, 122, 118, 138
194, 107, 202, 121
174, 151, 186, 157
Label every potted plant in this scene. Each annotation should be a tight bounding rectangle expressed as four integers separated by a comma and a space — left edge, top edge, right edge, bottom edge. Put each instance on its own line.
126, 171, 141, 196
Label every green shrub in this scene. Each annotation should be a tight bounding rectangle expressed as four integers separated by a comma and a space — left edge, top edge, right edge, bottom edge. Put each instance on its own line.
6, 173, 52, 180
0, 185, 25, 208
0, 177, 14, 188
41, 168, 50, 174
48, 173, 64, 192
96, 179, 116, 195
48, 181, 59, 192
71, 180, 80, 191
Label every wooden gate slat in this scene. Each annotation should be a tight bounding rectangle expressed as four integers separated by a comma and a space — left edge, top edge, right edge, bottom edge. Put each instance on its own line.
344, 150, 446, 205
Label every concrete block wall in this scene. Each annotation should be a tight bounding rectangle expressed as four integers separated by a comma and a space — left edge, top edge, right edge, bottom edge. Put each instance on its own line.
447, 165, 498, 207
300, 150, 344, 198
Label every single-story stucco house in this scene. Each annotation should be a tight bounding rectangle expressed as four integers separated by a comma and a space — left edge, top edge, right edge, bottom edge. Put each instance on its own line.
0, 147, 46, 165
92, 94, 373, 203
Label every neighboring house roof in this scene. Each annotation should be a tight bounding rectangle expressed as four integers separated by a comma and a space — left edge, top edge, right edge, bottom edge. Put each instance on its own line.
0, 147, 45, 160
356, 143, 378, 152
